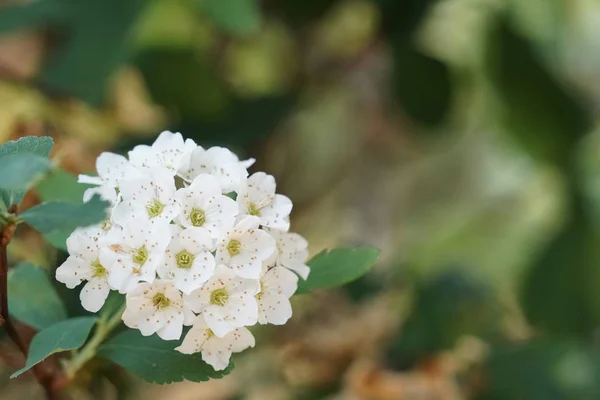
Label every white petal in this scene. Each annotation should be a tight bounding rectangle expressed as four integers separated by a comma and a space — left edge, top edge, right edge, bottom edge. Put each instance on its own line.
78, 174, 102, 185
229, 253, 262, 279
262, 266, 298, 298
226, 327, 255, 352
176, 318, 211, 354
257, 294, 292, 325
56, 257, 89, 288
156, 309, 184, 341
201, 339, 232, 371
259, 195, 292, 230
80, 277, 111, 312
203, 305, 238, 337
223, 292, 258, 327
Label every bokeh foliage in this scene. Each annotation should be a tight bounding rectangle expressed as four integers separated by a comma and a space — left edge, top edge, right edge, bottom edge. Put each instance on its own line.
2, 0, 600, 399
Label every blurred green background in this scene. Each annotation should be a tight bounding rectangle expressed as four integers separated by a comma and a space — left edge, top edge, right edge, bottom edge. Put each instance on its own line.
2, 0, 600, 399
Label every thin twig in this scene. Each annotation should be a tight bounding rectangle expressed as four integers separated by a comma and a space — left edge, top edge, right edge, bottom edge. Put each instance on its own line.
0, 205, 59, 400
64, 303, 126, 380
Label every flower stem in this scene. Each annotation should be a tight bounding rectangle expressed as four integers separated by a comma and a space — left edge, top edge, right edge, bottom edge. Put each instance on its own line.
65, 303, 126, 380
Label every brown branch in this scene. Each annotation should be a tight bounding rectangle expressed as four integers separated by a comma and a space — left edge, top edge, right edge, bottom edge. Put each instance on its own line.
0, 204, 60, 400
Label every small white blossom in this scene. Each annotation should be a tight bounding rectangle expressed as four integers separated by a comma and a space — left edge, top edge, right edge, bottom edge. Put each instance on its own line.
176, 315, 254, 371
184, 266, 259, 337
128, 131, 196, 174
157, 227, 216, 294
122, 280, 185, 340
264, 228, 310, 280
215, 216, 276, 279
102, 220, 170, 293
179, 146, 254, 193
237, 172, 292, 231
257, 266, 298, 325
56, 227, 112, 312
175, 174, 238, 241
112, 168, 180, 226
78, 152, 139, 204
59, 131, 309, 371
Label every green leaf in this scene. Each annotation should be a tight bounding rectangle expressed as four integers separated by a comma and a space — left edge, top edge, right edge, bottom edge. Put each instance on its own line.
295, 247, 381, 295
521, 210, 600, 337
0, 136, 53, 207
480, 340, 600, 399
37, 169, 89, 203
20, 195, 108, 237
136, 49, 229, 125
40, 0, 148, 106
487, 18, 591, 166
0, 1, 66, 33
391, 42, 452, 128
0, 153, 51, 191
199, 0, 261, 36
385, 270, 497, 369
97, 330, 233, 384
8, 263, 67, 330
11, 317, 96, 378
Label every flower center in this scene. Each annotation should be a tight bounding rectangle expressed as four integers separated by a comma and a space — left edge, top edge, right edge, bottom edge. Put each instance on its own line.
210, 288, 229, 306
152, 293, 171, 309
91, 259, 107, 278
133, 246, 148, 266
146, 198, 165, 218
227, 239, 242, 256
175, 250, 195, 269
190, 208, 206, 227
256, 291, 263, 300
248, 202, 261, 216
101, 220, 112, 231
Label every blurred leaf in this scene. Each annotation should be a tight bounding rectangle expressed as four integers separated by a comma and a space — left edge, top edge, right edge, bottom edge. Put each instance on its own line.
375, 0, 440, 39
0, 1, 67, 33
487, 18, 591, 166
0, 136, 53, 207
8, 263, 67, 330
296, 247, 381, 294
40, 0, 148, 106
478, 340, 600, 400
11, 317, 96, 378
386, 270, 497, 369
20, 195, 108, 237
392, 42, 452, 128
97, 330, 233, 383
136, 49, 229, 124
273, 0, 338, 27
199, 0, 261, 36
37, 169, 88, 203
0, 153, 51, 190
521, 205, 600, 337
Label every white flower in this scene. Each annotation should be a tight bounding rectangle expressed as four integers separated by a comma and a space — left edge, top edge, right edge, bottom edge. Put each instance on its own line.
257, 266, 298, 325
237, 172, 292, 231
101, 220, 170, 293
157, 227, 216, 294
175, 174, 238, 241
112, 168, 180, 226
264, 228, 310, 280
78, 152, 139, 204
128, 131, 196, 174
56, 227, 112, 312
176, 315, 255, 371
215, 216, 276, 279
179, 146, 254, 193
184, 266, 259, 337
122, 280, 185, 340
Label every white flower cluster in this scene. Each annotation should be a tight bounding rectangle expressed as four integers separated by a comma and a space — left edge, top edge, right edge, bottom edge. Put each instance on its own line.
56, 131, 310, 371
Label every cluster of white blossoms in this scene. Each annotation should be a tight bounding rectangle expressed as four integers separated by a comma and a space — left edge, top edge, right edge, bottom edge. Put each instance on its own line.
56, 131, 310, 371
